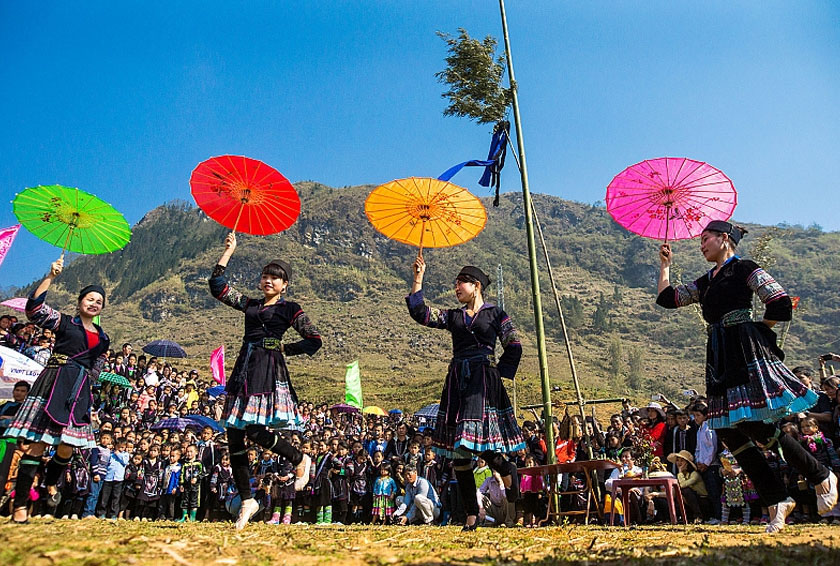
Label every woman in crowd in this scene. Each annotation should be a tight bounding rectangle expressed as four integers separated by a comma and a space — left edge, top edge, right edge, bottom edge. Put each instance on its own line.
406, 256, 524, 531
209, 233, 322, 529
5, 257, 110, 524
657, 220, 837, 532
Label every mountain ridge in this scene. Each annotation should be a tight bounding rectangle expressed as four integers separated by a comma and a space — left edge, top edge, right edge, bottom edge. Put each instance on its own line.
5, 182, 839, 412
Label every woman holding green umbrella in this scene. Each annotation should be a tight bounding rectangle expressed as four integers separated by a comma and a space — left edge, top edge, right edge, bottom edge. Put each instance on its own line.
4, 257, 110, 524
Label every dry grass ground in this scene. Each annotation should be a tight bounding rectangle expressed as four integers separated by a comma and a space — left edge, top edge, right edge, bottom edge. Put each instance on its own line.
2, 519, 840, 566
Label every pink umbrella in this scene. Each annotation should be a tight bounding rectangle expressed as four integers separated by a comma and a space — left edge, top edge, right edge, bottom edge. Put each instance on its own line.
605, 157, 737, 242
0, 297, 28, 312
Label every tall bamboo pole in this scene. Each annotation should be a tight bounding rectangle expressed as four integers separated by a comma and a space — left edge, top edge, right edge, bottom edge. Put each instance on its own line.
498, 0, 555, 464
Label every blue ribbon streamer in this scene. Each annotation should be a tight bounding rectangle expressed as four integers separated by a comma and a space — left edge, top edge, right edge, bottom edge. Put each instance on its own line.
437, 121, 509, 207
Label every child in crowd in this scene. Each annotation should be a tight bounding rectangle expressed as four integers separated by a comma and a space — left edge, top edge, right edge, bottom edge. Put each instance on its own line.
267, 454, 296, 525
346, 449, 370, 524
371, 463, 397, 524
178, 444, 204, 522
403, 441, 422, 468
137, 445, 163, 520
161, 447, 182, 520
520, 454, 544, 527
719, 451, 757, 524
421, 447, 439, 490
330, 442, 350, 524
473, 457, 491, 489
97, 439, 129, 519
82, 433, 112, 518
121, 452, 144, 519
63, 452, 91, 519
210, 451, 233, 521
311, 441, 334, 524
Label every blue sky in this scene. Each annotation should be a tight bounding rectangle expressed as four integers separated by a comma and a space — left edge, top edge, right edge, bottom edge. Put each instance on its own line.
1, 2, 838, 288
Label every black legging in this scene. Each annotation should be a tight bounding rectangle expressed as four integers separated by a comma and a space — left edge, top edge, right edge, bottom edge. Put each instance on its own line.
717, 421, 829, 506
227, 425, 302, 499
453, 458, 479, 517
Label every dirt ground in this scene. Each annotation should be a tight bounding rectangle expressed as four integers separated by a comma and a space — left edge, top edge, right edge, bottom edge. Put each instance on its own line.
2, 519, 840, 566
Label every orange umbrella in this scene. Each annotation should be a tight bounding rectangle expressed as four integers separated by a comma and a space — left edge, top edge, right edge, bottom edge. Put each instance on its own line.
364, 177, 486, 258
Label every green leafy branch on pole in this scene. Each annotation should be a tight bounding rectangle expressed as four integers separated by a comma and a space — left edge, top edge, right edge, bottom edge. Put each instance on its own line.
435, 28, 512, 125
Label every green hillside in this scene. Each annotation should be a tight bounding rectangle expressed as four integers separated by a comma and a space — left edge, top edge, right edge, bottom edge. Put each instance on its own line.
8, 183, 840, 413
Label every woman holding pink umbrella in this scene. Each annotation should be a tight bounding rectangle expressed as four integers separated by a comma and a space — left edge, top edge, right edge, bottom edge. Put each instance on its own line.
657, 220, 837, 532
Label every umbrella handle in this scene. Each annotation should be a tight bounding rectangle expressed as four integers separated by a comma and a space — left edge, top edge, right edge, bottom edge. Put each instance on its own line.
663, 206, 671, 245
231, 201, 246, 234
59, 226, 76, 260
416, 219, 426, 272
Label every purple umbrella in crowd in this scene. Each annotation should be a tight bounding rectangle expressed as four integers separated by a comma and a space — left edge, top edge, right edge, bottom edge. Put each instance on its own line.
150, 417, 193, 431
184, 414, 224, 433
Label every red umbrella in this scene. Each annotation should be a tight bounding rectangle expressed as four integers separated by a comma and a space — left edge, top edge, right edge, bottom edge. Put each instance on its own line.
190, 155, 301, 235
605, 157, 737, 243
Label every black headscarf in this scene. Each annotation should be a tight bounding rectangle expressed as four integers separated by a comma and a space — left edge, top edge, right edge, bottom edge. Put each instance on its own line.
78, 285, 106, 307
263, 259, 292, 281
456, 266, 490, 290
704, 220, 743, 245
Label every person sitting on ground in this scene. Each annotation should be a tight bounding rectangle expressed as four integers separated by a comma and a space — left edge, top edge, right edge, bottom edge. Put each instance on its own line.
478, 469, 514, 527
394, 465, 441, 525
666, 450, 709, 523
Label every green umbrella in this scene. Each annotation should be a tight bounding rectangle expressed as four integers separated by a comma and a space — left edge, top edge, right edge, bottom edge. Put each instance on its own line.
13, 184, 131, 258
98, 371, 131, 387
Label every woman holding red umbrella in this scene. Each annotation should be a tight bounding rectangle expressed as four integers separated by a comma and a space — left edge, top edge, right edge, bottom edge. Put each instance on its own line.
209, 233, 321, 529
657, 220, 837, 532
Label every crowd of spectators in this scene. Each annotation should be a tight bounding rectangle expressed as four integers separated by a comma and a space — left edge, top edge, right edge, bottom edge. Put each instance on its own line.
3, 319, 840, 528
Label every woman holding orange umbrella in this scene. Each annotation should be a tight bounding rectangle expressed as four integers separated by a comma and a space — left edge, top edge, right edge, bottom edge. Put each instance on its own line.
407, 255, 524, 531
209, 233, 321, 529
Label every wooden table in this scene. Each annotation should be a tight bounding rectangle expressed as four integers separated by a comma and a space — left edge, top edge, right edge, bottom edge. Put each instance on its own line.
519, 460, 619, 525
608, 477, 688, 526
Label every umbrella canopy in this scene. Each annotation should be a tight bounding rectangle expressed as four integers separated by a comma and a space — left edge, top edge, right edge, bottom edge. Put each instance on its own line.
98, 371, 131, 387
365, 177, 487, 256
388, 408, 403, 415
330, 403, 360, 414
363, 406, 387, 416
605, 157, 737, 242
190, 155, 301, 235
142, 339, 187, 359
0, 298, 28, 312
150, 417, 193, 431
207, 385, 226, 398
13, 184, 131, 257
183, 414, 224, 433
414, 403, 440, 419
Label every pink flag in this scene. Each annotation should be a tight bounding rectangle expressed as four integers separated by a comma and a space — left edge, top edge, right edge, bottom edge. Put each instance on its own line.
210, 345, 226, 385
0, 224, 21, 269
